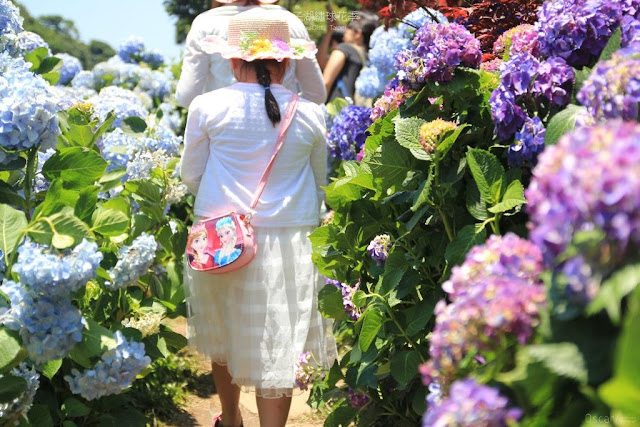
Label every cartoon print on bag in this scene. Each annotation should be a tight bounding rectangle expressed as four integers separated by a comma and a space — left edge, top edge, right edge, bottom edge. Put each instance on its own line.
214, 217, 242, 267
187, 223, 215, 269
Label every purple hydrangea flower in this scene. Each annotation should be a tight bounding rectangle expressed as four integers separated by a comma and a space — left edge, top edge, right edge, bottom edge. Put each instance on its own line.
535, 0, 622, 67
508, 115, 546, 167
294, 351, 314, 390
422, 378, 522, 427
348, 388, 370, 409
396, 23, 482, 85
490, 53, 574, 141
341, 281, 361, 321
371, 81, 416, 121
526, 122, 640, 302
442, 233, 544, 302
493, 24, 539, 58
367, 234, 392, 266
327, 105, 372, 160
622, 16, 640, 48
577, 52, 640, 122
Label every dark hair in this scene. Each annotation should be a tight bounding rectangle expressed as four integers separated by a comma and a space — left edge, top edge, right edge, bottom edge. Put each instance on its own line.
347, 11, 378, 49
241, 59, 287, 126
331, 29, 345, 45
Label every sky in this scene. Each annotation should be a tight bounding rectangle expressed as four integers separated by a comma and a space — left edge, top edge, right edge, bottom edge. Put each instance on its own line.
19, 0, 184, 62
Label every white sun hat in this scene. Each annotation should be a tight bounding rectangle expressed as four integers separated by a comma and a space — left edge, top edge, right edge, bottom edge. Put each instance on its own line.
199, 8, 317, 62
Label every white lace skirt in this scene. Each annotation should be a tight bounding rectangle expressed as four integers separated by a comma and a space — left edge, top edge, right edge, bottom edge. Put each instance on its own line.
184, 224, 337, 398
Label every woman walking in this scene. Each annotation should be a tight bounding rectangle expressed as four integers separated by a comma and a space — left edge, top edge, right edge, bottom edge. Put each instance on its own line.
176, 0, 327, 108
180, 8, 336, 427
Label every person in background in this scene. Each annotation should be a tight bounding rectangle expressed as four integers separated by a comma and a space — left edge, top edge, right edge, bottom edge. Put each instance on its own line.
321, 10, 377, 102
176, 0, 327, 108
316, 3, 344, 70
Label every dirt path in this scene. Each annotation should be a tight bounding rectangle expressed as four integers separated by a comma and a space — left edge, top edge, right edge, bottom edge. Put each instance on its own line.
161, 319, 325, 427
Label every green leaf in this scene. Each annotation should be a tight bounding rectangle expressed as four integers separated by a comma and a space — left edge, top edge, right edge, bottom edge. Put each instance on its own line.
377, 247, 408, 295
65, 124, 95, 147
160, 329, 188, 351
122, 116, 147, 134
526, 343, 588, 384
27, 404, 54, 427
75, 186, 100, 224
27, 212, 92, 249
369, 139, 414, 191
125, 179, 162, 203
395, 117, 430, 161
445, 224, 487, 268
324, 403, 358, 427
318, 285, 349, 321
0, 204, 27, 261
91, 207, 129, 236
588, 263, 640, 323
0, 327, 26, 373
434, 124, 469, 160
0, 181, 26, 211
390, 351, 422, 387
598, 28, 621, 63
545, 104, 586, 146
0, 157, 26, 171
91, 112, 116, 145
466, 180, 488, 221
599, 287, 640, 418
37, 57, 62, 74
488, 179, 526, 213
63, 397, 91, 418
403, 293, 439, 337
0, 374, 27, 401
82, 318, 116, 357
40, 359, 62, 380
359, 307, 383, 352
33, 180, 79, 219
466, 148, 505, 204
42, 147, 108, 188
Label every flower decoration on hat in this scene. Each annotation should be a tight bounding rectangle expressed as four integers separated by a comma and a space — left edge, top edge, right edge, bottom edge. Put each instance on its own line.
199, 8, 317, 62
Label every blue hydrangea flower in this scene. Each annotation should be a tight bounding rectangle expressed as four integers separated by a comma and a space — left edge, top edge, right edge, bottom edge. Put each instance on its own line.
369, 26, 411, 77
12, 238, 103, 297
422, 378, 522, 426
398, 8, 447, 35
71, 70, 95, 89
106, 233, 158, 289
89, 86, 148, 128
0, 363, 39, 421
0, 249, 4, 281
117, 36, 145, 63
33, 148, 56, 192
535, 0, 623, 67
622, 16, 640, 48
16, 31, 50, 56
54, 53, 82, 85
158, 102, 182, 133
100, 128, 138, 171
327, 105, 372, 160
65, 330, 151, 400
141, 49, 165, 68
0, 52, 61, 157
355, 65, 386, 99
142, 124, 182, 156
136, 69, 173, 100
0, 0, 23, 54
508, 115, 546, 167
0, 281, 86, 363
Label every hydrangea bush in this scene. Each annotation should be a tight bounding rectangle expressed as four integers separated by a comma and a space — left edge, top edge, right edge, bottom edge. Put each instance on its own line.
311, 0, 640, 425
0, 3, 189, 425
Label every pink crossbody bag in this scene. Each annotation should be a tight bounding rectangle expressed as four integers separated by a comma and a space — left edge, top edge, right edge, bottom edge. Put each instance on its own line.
186, 94, 299, 274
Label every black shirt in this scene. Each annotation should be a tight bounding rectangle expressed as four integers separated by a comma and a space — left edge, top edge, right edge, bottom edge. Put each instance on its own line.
327, 43, 366, 102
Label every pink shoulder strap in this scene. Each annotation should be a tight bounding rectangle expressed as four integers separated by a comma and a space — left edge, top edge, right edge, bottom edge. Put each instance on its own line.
249, 94, 300, 212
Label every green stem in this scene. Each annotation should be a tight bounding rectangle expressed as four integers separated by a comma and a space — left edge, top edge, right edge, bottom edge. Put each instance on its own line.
24, 147, 37, 221
490, 214, 502, 235
438, 209, 454, 242
369, 293, 427, 363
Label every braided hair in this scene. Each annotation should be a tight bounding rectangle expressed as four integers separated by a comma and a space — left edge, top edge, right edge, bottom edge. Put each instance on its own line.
252, 60, 281, 126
